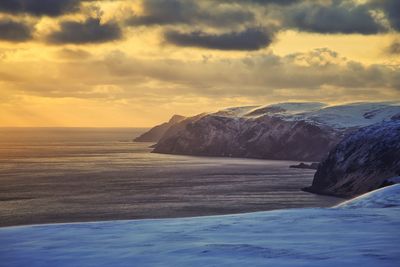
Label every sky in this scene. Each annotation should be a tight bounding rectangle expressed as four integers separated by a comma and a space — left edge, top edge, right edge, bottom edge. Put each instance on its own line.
0, 0, 399, 127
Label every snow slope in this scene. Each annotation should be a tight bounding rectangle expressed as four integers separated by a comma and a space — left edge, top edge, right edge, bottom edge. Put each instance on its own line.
245, 102, 327, 117
240, 102, 400, 129
0, 185, 399, 267
300, 102, 400, 129
337, 183, 400, 209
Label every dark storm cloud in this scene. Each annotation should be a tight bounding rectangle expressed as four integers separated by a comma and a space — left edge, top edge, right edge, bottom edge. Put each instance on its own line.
224, 0, 300, 6
127, 0, 254, 27
372, 0, 400, 31
47, 18, 122, 44
282, 1, 384, 34
117, 0, 400, 35
0, 19, 32, 42
0, 0, 81, 17
127, 0, 197, 25
164, 28, 273, 51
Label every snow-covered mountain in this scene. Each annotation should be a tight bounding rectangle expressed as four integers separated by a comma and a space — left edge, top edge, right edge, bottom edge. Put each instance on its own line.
304, 120, 400, 197
151, 102, 400, 161
1, 184, 399, 267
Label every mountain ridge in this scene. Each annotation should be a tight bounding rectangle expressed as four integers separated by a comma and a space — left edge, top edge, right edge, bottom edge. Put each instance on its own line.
147, 102, 400, 161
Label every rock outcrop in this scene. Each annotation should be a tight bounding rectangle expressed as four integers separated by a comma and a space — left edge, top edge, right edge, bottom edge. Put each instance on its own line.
304, 120, 400, 197
134, 115, 185, 142
290, 162, 319, 170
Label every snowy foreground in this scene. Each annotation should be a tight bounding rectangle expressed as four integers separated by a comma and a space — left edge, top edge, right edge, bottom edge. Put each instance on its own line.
1, 185, 400, 267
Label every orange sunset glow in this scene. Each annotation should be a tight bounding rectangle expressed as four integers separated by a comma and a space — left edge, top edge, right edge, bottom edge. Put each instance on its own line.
0, 0, 399, 127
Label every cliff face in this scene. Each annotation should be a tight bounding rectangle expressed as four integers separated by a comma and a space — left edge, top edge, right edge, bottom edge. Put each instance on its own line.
134, 115, 185, 142
153, 114, 342, 161
304, 120, 400, 197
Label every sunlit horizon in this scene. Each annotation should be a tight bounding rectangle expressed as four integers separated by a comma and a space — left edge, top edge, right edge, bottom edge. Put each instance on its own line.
0, 0, 399, 127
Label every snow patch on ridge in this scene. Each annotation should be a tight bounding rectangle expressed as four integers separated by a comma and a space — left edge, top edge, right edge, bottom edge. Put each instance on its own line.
302, 102, 400, 128
244, 102, 327, 117
214, 105, 259, 117
214, 102, 400, 130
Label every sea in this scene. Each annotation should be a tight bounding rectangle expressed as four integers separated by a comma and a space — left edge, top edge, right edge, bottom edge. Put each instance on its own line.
0, 127, 341, 227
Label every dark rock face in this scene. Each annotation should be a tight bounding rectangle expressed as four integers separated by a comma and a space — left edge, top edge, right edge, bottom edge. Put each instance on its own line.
134, 115, 185, 142
153, 114, 342, 161
304, 121, 400, 197
391, 113, 400, 121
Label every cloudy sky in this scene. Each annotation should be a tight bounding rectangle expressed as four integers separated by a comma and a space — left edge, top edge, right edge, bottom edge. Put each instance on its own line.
0, 0, 399, 127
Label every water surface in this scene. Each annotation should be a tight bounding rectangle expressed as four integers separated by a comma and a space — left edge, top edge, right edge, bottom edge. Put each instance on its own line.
0, 128, 341, 227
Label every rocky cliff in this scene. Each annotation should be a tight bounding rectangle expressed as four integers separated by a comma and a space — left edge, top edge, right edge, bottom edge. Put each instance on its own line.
304, 120, 400, 197
154, 114, 341, 161
134, 115, 185, 142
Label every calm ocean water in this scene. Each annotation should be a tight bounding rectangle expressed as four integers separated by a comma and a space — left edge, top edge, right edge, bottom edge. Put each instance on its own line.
0, 128, 341, 226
